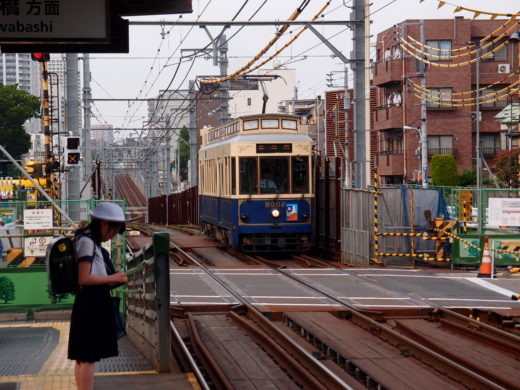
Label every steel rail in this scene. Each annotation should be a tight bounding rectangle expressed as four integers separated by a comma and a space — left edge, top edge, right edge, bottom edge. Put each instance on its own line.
276, 268, 511, 389
170, 319, 211, 390
186, 313, 234, 390
167, 239, 353, 390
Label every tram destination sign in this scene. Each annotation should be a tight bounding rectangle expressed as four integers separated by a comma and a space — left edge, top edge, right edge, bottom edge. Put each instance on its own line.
256, 144, 292, 153
0, 0, 108, 43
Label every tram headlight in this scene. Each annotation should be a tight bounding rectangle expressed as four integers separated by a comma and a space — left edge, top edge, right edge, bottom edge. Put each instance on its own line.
240, 214, 249, 222
271, 209, 280, 218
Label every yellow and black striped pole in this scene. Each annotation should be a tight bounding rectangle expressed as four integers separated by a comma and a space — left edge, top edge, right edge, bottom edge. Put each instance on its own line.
410, 188, 416, 267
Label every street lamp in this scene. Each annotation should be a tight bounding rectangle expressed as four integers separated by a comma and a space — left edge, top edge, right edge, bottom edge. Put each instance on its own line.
404, 125, 428, 188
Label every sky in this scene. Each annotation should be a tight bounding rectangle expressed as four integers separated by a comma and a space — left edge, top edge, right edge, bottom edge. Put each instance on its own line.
87, 0, 520, 137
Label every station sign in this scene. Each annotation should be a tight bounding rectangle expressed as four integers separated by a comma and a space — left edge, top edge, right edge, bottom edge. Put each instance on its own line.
0, 0, 108, 43
23, 208, 53, 230
24, 235, 53, 257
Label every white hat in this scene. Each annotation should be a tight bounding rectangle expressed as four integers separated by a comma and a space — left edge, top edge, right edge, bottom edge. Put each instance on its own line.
90, 202, 126, 222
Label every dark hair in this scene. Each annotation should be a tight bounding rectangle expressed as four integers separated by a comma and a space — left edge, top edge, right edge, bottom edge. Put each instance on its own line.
262, 168, 271, 174
76, 219, 125, 245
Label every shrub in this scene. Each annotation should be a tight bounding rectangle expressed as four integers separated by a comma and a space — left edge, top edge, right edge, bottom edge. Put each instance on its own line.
431, 155, 459, 186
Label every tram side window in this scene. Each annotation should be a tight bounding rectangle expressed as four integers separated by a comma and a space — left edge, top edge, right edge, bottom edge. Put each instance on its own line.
239, 158, 258, 194
231, 158, 236, 195
292, 156, 308, 193
260, 157, 289, 194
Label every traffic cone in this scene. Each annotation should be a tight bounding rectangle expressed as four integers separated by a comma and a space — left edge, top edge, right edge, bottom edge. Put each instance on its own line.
478, 236, 492, 278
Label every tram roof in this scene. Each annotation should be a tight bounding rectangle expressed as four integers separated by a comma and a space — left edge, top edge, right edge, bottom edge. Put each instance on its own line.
199, 132, 313, 152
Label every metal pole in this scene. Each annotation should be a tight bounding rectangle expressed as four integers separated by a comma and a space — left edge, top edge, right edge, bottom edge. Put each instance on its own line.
352, 0, 368, 188
476, 43, 482, 234
153, 232, 171, 372
66, 54, 80, 220
420, 20, 428, 188
189, 80, 198, 187
82, 53, 92, 199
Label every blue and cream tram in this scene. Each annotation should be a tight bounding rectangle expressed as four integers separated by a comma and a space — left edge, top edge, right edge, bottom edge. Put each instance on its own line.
198, 114, 314, 252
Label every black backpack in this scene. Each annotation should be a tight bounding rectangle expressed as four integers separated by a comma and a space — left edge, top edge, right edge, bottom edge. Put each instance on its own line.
45, 235, 79, 303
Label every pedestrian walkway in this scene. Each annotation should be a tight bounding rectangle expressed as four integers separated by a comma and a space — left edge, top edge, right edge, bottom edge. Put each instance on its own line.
0, 321, 195, 390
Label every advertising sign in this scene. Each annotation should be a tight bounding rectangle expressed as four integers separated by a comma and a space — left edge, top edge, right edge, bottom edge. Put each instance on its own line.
0, 0, 107, 42
23, 209, 53, 230
24, 235, 53, 257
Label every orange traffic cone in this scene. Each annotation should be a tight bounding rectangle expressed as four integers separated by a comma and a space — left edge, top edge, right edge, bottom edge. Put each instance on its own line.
478, 236, 493, 278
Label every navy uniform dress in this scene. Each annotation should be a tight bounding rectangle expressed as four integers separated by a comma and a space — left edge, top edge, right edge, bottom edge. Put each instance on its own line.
68, 232, 118, 362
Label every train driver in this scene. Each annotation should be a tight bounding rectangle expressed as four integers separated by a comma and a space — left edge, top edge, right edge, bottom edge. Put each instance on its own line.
261, 168, 278, 193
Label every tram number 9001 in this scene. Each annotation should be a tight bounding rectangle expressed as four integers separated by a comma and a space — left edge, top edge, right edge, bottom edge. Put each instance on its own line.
265, 201, 286, 208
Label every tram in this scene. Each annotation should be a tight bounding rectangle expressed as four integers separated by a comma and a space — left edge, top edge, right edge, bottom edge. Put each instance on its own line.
199, 113, 314, 252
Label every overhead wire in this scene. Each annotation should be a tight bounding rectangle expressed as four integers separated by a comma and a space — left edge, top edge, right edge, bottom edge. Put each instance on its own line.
421, 0, 520, 19
198, 0, 312, 84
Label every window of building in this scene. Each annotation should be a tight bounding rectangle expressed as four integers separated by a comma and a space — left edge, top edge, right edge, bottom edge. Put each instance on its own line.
481, 134, 500, 155
480, 85, 508, 108
428, 135, 453, 156
384, 135, 403, 154
425, 40, 452, 60
426, 88, 452, 108
481, 39, 508, 61
247, 97, 251, 106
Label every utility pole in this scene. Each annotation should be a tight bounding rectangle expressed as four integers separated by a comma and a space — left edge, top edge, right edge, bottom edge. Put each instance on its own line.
344, 67, 351, 188
352, 0, 370, 188
420, 20, 428, 188
66, 54, 80, 220
82, 53, 92, 199
189, 80, 198, 187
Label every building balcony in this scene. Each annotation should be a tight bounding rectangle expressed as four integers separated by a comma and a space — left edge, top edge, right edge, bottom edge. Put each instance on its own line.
482, 147, 501, 156
374, 106, 404, 131
377, 151, 405, 176
373, 59, 403, 86
427, 148, 454, 157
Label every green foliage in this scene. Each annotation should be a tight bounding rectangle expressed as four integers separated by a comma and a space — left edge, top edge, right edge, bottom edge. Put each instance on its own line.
459, 168, 476, 187
431, 154, 459, 186
495, 149, 520, 187
0, 276, 15, 303
0, 83, 40, 175
178, 126, 190, 180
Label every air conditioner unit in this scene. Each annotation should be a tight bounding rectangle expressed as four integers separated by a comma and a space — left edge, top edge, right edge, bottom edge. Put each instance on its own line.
498, 64, 510, 74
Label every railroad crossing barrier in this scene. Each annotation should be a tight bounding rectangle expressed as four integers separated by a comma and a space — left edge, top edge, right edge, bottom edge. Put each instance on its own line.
124, 232, 171, 372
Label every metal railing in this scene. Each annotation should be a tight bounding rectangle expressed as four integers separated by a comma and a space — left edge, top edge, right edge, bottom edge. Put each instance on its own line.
124, 232, 171, 372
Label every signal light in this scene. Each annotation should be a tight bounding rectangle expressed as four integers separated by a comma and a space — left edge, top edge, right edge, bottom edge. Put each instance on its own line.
66, 136, 80, 150
66, 152, 80, 166
31, 53, 50, 62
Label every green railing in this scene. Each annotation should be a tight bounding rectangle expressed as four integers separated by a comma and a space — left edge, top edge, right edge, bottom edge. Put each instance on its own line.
124, 232, 171, 372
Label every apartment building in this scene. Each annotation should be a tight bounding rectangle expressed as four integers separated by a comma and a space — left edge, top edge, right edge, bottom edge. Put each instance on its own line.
373, 17, 519, 184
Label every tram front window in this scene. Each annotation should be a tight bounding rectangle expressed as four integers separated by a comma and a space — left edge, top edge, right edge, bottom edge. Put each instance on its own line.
260, 157, 288, 194
292, 156, 308, 193
239, 157, 258, 194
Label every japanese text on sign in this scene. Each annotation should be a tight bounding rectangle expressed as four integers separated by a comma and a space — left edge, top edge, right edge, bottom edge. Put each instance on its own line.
23, 208, 53, 229
0, 0, 107, 41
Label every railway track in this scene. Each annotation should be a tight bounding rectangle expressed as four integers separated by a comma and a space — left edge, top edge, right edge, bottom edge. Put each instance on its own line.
128, 224, 520, 388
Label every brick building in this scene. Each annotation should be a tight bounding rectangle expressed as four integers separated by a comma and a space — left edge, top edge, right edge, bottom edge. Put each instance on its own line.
374, 18, 519, 184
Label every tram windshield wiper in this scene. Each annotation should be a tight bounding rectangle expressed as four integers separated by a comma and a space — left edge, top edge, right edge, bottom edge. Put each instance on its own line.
271, 191, 280, 202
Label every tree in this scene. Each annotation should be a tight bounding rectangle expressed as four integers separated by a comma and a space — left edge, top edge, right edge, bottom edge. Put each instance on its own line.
459, 168, 476, 187
178, 126, 190, 181
495, 149, 520, 187
0, 84, 40, 176
431, 155, 459, 186
0, 276, 15, 303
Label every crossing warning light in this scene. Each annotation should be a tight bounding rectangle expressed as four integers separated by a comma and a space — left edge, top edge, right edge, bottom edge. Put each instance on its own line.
66, 152, 80, 166
31, 53, 50, 62
66, 136, 80, 150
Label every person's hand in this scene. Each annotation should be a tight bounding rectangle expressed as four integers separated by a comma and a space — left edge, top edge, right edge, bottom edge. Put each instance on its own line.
111, 271, 128, 284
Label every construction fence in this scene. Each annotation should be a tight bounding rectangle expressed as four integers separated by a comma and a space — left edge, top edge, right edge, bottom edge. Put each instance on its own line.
0, 199, 126, 317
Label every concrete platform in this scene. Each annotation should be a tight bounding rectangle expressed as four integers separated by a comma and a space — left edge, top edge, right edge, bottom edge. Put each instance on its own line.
0, 321, 195, 390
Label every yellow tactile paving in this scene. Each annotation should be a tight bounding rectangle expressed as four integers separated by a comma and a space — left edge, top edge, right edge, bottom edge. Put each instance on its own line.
0, 321, 76, 390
